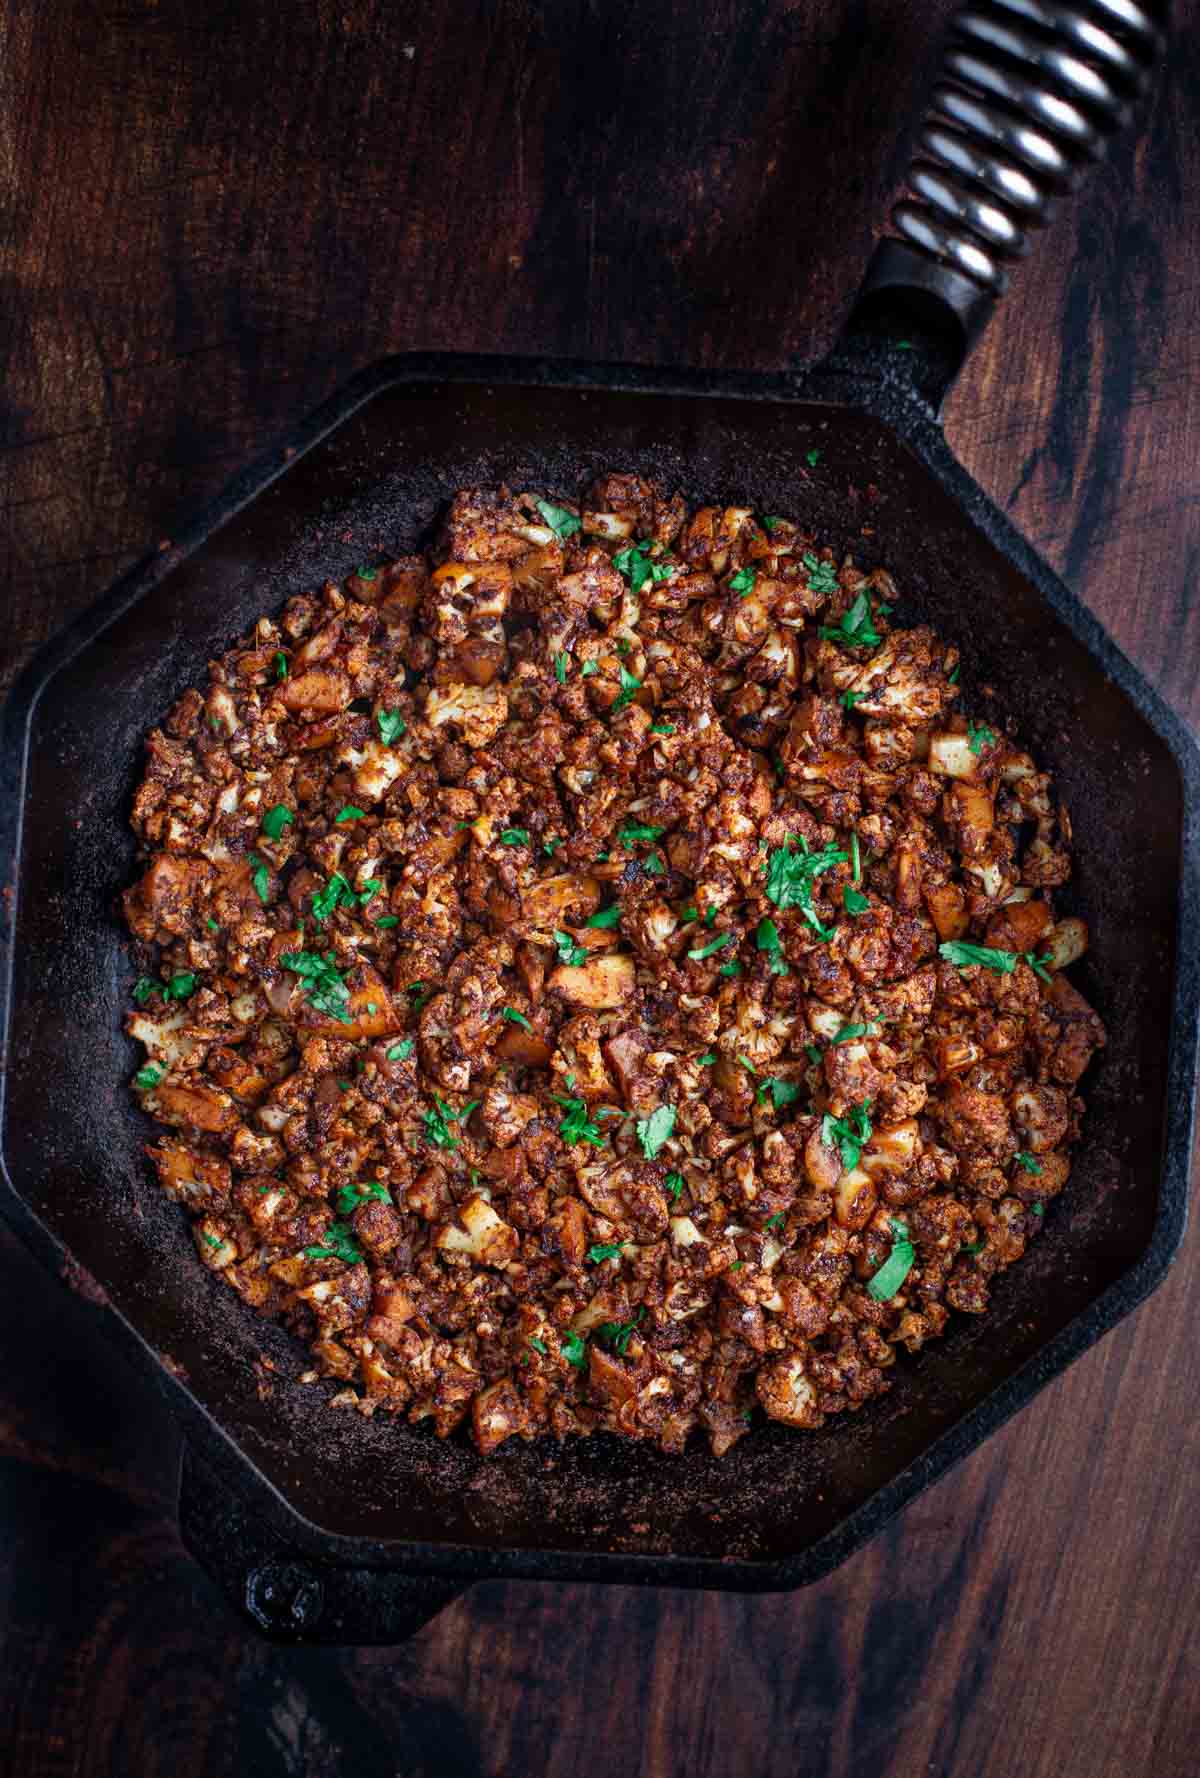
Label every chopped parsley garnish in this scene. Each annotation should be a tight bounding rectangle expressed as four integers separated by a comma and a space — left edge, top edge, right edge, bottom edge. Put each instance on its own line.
376, 914, 399, 928
382, 1041, 412, 1066
764, 836, 847, 940
617, 822, 665, 845
1026, 951, 1054, 984
206, 917, 220, 932
502, 1006, 532, 1031
312, 872, 354, 923
334, 804, 366, 824
688, 931, 734, 962
939, 940, 1017, 975
612, 665, 642, 713
597, 1308, 644, 1355
552, 1094, 607, 1149
588, 904, 621, 929
613, 539, 677, 593
806, 448, 821, 468
201, 1232, 221, 1249
273, 651, 288, 680
643, 852, 665, 875
763, 1210, 785, 1230
581, 660, 598, 677
1031, 1200, 1044, 1215
843, 886, 870, 915
967, 721, 996, 755
832, 1021, 880, 1045
423, 1096, 475, 1150
261, 803, 294, 840
822, 1100, 873, 1170
529, 1337, 548, 1355
651, 722, 675, 735
867, 1217, 916, 1301
636, 1104, 676, 1159
304, 1222, 362, 1265
718, 960, 741, 977
756, 1076, 801, 1111
762, 515, 784, 532
841, 689, 862, 710
804, 552, 840, 597
819, 588, 882, 648
561, 1330, 587, 1369
588, 1243, 625, 1263
948, 664, 961, 685
356, 564, 378, 582
1014, 1151, 1043, 1175
377, 708, 406, 745
737, 1055, 756, 1074
851, 831, 861, 883
535, 497, 581, 540
279, 950, 351, 1022
664, 1171, 685, 1202
543, 837, 561, 855
554, 653, 569, 684
729, 567, 756, 598
805, 1044, 822, 1064
249, 853, 270, 903
336, 1180, 391, 1214
134, 1063, 163, 1090
500, 828, 530, 846
554, 929, 588, 966
755, 916, 789, 976
164, 972, 196, 1001
132, 976, 156, 1004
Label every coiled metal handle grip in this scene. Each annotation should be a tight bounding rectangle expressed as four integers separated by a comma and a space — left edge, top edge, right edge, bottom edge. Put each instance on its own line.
856, 0, 1166, 382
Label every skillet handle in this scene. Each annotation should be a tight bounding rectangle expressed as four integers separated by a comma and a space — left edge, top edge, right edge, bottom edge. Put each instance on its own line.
848, 0, 1167, 406
178, 1444, 468, 1645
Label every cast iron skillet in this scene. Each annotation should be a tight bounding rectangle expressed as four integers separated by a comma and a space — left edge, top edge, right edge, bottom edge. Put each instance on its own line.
1, 1, 1195, 1644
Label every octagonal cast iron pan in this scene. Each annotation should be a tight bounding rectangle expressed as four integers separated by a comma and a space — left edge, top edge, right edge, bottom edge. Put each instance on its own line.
1, 1, 1196, 1645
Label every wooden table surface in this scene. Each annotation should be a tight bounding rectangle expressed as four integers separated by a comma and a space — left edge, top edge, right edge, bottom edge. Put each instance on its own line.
2, 3, 1197, 1774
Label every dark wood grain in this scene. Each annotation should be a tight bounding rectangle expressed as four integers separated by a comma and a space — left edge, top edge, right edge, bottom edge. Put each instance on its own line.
2, 3, 1198, 1775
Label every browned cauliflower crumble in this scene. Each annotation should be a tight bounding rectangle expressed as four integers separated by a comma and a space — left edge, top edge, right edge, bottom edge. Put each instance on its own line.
123, 474, 1105, 1457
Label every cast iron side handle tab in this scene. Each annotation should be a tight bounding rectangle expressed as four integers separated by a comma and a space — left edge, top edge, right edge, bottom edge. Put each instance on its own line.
849, 0, 1166, 405
179, 1443, 466, 1645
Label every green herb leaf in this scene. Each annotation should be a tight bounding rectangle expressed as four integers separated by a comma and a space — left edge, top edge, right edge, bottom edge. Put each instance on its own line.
387, 1039, 414, 1062
554, 929, 589, 966
756, 917, 781, 954
280, 949, 351, 1022
757, 1076, 801, 1111
134, 1062, 163, 1090
939, 940, 1017, 975
804, 552, 841, 597
588, 1242, 625, 1263
375, 914, 399, 928
132, 976, 157, 1005
832, 1021, 880, 1045
841, 689, 862, 710
805, 1044, 822, 1064
948, 664, 961, 685
612, 665, 642, 713
1031, 1200, 1044, 1215
697, 1053, 717, 1065
273, 651, 288, 680
552, 1094, 607, 1149
718, 960, 742, 977
762, 515, 784, 532
535, 497, 581, 540
554, 653, 569, 684
502, 1006, 532, 1031
650, 722, 675, 735
423, 1096, 472, 1151
377, 708, 406, 745
561, 1330, 587, 1368
597, 1307, 644, 1355
165, 972, 196, 1001
819, 588, 883, 647
806, 448, 821, 468
356, 564, 378, 582
336, 1180, 391, 1215
335, 805, 366, 824
664, 1171, 685, 1202
500, 828, 530, 846
588, 904, 621, 929
581, 661, 599, 678
636, 1104, 676, 1159
261, 803, 294, 840
1014, 1151, 1043, 1175
617, 822, 665, 845
206, 917, 220, 933
529, 1336, 548, 1355
304, 1221, 362, 1265
843, 886, 870, 916
867, 1216, 916, 1301
249, 853, 270, 903
1025, 951, 1054, 984
643, 851, 665, 875
688, 931, 734, 962
763, 1210, 785, 1230
729, 567, 756, 598
312, 872, 354, 924
764, 836, 846, 940
821, 1099, 873, 1171
967, 721, 996, 756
